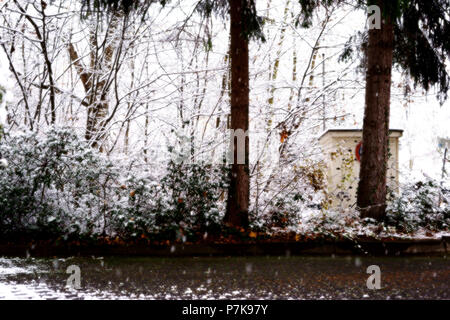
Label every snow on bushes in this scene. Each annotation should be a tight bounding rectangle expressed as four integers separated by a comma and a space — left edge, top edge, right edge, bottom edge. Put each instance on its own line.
0, 128, 119, 238
385, 179, 450, 233
0, 128, 228, 240
0, 127, 448, 241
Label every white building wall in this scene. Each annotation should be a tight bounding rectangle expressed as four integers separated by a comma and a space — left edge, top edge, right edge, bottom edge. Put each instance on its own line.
319, 130, 402, 209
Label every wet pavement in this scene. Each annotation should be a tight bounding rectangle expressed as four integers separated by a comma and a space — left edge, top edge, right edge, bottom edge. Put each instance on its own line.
0, 255, 448, 299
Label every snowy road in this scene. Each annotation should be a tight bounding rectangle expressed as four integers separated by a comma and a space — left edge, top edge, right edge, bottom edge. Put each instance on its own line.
0, 256, 448, 300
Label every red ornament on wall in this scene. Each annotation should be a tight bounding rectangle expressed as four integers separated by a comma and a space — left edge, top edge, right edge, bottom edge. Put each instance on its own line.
355, 141, 362, 162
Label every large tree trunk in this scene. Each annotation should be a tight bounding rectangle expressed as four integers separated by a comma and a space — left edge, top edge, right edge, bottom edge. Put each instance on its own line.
224, 0, 250, 228
357, 0, 394, 221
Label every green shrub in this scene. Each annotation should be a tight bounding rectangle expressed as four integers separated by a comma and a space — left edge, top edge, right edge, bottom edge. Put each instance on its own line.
0, 128, 120, 239
154, 156, 228, 240
385, 179, 450, 232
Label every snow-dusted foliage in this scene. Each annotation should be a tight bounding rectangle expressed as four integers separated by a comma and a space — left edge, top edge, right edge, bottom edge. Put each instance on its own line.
0, 128, 229, 240
0, 127, 447, 240
0, 0, 448, 241
385, 179, 450, 233
289, 179, 450, 239
250, 159, 327, 231
111, 157, 229, 240
0, 128, 118, 238
153, 158, 228, 239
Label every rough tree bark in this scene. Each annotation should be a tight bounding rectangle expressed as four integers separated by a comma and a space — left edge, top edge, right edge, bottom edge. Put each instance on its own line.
357, 0, 394, 221
224, 0, 250, 228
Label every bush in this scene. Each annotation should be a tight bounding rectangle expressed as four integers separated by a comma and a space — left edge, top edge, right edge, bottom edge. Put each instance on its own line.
111, 172, 159, 238
385, 179, 450, 232
0, 128, 120, 239
254, 192, 304, 230
0, 128, 230, 241
250, 161, 326, 231
153, 156, 228, 240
